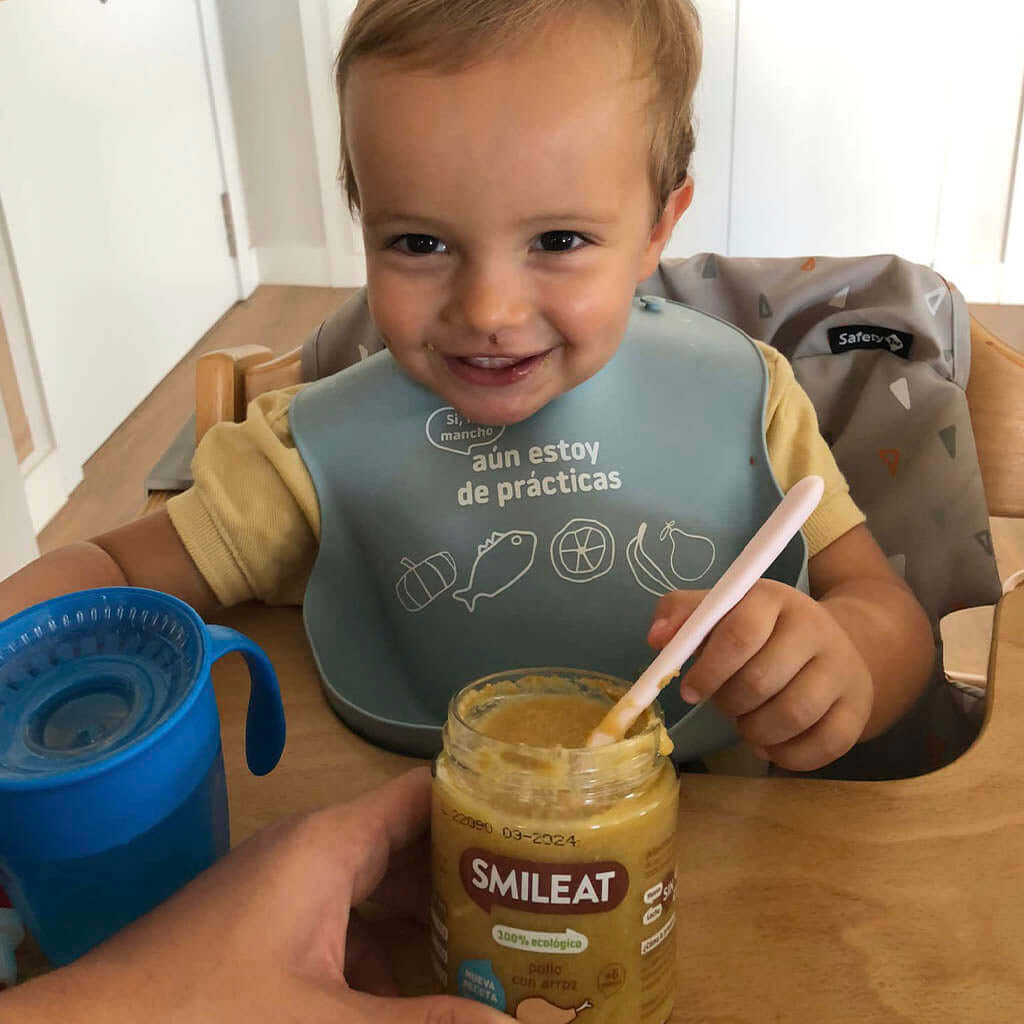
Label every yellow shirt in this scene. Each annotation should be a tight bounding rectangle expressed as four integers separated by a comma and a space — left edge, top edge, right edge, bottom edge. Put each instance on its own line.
168, 343, 865, 607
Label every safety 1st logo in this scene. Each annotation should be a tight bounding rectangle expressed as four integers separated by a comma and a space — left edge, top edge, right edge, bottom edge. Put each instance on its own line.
827, 325, 914, 359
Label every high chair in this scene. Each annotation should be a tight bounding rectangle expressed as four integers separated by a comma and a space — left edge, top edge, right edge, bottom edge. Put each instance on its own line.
155, 255, 1023, 775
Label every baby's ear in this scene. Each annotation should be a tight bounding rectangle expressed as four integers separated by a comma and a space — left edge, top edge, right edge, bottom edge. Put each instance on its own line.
639, 178, 694, 276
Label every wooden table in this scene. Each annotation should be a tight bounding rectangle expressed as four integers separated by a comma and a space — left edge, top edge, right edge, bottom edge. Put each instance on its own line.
15, 591, 1024, 1019
194, 590, 1024, 1022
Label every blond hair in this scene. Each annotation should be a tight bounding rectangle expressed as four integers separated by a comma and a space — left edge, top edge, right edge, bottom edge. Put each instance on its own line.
334, 0, 702, 224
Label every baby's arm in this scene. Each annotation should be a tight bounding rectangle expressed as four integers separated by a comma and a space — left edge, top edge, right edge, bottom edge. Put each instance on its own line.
648, 523, 934, 771
805, 523, 933, 739
0, 510, 219, 623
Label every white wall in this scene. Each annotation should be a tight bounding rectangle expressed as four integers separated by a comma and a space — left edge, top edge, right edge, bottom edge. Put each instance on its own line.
723, 0, 1023, 302
664, 0, 735, 260
0, 398, 38, 580
932, 8, 1024, 303
300, 0, 366, 286
215, 0, 329, 285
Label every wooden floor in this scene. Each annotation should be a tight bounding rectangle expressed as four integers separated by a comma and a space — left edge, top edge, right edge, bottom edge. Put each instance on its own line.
37, 285, 354, 553
32, 289, 1024, 554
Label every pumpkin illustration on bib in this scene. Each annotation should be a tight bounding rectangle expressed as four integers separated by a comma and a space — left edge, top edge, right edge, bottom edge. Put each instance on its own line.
395, 552, 458, 612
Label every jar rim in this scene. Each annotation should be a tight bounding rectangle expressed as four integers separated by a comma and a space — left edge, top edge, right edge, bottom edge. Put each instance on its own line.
445, 668, 668, 787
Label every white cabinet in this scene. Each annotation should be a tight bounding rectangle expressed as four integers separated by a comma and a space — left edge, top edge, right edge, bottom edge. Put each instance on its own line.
652, 1, 1023, 302
728, 0, 956, 264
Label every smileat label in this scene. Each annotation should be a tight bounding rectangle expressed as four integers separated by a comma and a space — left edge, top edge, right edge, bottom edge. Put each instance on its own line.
460, 849, 629, 914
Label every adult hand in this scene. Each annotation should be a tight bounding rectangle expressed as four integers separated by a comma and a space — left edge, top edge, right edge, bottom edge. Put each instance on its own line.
4, 768, 508, 1022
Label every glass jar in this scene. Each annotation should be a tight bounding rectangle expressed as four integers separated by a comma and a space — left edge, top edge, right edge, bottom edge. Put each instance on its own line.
431, 669, 679, 1024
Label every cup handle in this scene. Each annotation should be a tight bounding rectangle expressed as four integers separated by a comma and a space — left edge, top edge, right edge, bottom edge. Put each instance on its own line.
206, 625, 286, 776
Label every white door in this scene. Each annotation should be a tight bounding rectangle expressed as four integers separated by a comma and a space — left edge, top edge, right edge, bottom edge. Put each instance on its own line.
0, 0, 239, 499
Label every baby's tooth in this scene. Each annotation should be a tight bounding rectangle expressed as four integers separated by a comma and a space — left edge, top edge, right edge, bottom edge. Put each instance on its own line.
466, 356, 518, 368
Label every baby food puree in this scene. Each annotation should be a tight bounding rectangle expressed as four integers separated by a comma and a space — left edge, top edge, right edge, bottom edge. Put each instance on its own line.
431, 670, 679, 1023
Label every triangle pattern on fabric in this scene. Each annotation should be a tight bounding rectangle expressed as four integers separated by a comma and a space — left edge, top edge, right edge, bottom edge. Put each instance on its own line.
887, 553, 907, 578
925, 286, 946, 316
890, 378, 911, 410
975, 530, 994, 556
702, 253, 718, 279
878, 448, 900, 476
759, 293, 773, 318
829, 285, 850, 309
939, 425, 957, 459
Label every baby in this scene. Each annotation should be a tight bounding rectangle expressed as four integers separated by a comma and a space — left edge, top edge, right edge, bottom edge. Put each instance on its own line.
0, 0, 934, 773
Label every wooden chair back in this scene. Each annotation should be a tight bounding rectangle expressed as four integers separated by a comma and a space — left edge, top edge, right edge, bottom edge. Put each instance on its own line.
195, 345, 304, 444
964, 317, 1024, 519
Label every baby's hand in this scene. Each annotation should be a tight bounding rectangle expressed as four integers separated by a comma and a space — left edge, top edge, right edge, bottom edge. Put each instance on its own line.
648, 581, 873, 771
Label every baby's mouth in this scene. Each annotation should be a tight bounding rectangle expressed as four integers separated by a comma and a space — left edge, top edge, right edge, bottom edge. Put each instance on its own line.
443, 350, 551, 387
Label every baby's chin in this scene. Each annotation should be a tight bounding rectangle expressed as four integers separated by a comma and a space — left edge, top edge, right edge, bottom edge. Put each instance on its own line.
443, 391, 551, 428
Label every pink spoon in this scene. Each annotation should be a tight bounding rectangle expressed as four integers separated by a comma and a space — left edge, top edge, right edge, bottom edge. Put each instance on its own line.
586, 475, 825, 747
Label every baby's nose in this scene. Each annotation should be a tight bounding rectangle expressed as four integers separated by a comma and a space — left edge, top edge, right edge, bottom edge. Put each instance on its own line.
449, 262, 532, 335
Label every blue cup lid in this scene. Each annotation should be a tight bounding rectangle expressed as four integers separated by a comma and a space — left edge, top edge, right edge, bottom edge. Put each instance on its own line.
0, 589, 205, 781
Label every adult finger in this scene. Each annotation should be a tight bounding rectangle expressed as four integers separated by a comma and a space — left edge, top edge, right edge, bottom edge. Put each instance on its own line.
344, 990, 511, 1023
344, 910, 401, 996
367, 833, 433, 921
321, 767, 433, 907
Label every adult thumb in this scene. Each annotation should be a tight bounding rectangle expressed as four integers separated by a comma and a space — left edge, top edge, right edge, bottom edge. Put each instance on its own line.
344, 990, 511, 1022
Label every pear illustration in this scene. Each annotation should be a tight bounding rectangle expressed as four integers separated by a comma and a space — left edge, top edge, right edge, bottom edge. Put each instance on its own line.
515, 997, 593, 1023
659, 520, 715, 582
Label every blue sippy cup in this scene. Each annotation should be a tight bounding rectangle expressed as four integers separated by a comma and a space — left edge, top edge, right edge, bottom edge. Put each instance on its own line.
0, 587, 286, 965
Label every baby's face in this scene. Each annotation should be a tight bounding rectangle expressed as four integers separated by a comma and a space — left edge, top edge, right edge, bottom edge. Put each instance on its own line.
345, 15, 689, 425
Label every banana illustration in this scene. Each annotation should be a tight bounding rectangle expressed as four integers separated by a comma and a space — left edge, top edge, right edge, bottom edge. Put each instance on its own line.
626, 522, 674, 596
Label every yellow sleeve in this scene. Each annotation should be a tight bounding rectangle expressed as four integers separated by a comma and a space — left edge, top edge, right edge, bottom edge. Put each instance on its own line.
166, 385, 321, 607
756, 343, 866, 557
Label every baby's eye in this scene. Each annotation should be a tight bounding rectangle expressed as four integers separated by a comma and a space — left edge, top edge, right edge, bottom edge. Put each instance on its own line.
534, 231, 589, 253
392, 234, 448, 256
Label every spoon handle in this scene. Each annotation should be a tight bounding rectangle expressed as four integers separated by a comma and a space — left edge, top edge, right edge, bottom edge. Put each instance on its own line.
587, 475, 825, 747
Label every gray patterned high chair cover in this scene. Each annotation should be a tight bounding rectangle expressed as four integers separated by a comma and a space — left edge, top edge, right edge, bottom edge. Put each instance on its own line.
301, 254, 1002, 780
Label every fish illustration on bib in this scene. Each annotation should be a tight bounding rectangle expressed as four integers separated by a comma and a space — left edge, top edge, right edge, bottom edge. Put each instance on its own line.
453, 531, 538, 613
